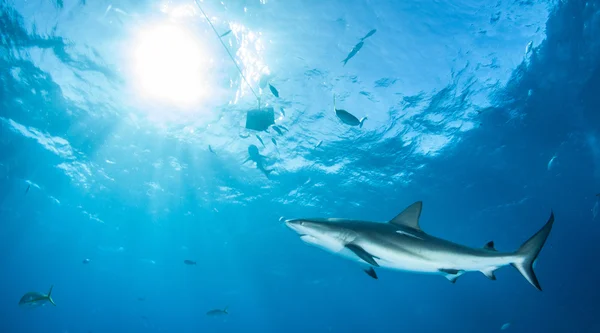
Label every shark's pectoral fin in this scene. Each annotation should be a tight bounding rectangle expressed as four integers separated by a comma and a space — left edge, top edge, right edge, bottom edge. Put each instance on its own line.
483, 241, 497, 251
480, 267, 498, 280
363, 267, 378, 279
439, 268, 464, 284
345, 244, 379, 267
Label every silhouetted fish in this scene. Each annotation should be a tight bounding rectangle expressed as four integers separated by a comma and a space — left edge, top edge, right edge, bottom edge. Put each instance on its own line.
269, 84, 279, 98
256, 134, 265, 147
271, 126, 283, 135
361, 29, 377, 41
19, 285, 56, 307
209, 145, 216, 154
220, 30, 232, 38
183, 260, 196, 265
25, 184, 30, 195
342, 41, 364, 66
333, 94, 367, 127
207, 306, 228, 316
271, 138, 277, 146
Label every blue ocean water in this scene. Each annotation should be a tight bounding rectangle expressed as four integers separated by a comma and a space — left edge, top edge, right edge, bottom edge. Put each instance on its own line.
1, 0, 600, 332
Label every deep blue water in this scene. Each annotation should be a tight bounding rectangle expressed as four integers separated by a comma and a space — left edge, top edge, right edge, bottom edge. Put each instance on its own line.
1, 0, 600, 332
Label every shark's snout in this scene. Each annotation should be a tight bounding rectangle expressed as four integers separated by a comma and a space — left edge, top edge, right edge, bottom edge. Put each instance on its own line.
284, 219, 303, 232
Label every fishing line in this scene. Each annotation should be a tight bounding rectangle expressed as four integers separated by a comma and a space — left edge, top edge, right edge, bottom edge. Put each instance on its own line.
193, 0, 261, 108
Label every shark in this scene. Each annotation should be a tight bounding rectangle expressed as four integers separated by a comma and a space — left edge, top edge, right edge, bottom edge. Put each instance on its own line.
284, 201, 554, 290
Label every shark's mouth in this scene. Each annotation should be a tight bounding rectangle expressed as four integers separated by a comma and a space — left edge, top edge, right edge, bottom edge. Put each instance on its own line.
300, 235, 318, 243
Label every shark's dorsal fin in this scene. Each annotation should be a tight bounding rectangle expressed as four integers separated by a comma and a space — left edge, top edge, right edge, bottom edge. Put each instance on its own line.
484, 241, 497, 251
389, 201, 423, 230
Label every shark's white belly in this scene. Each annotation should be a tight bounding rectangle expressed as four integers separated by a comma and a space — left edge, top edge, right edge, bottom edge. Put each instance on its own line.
358, 240, 512, 274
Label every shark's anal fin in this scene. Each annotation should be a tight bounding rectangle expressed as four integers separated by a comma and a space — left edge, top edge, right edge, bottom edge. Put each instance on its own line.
345, 244, 379, 267
364, 267, 378, 279
389, 201, 423, 231
439, 268, 464, 284
484, 241, 497, 251
481, 268, 497, 280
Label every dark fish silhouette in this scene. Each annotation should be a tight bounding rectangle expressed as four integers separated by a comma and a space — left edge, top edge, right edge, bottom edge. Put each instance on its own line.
271, 138, 277, 146
342, 41, 364, 66
333, 94, 367, 127
269, 84, 279, 98
25, 184, 30, 194
244, 145, 272, 178
255, 134, 265, 147
280, 107, 286, 116
219, 30, 232, 38
208, 145, 216, 154
361, 29, 377, 41
19, 285, 56, 307
271, 126, 283, 135
183, 260, 196, 265
207, 306, 228, 316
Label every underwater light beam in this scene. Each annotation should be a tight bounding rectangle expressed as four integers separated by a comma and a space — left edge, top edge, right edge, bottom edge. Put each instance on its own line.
131, 24, 206, 106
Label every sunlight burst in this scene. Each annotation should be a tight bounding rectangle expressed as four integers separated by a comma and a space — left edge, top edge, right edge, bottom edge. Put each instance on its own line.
132, 24, 207, 106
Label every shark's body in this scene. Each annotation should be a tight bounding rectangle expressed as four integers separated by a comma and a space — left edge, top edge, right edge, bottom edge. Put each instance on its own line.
285, 201, 554, 290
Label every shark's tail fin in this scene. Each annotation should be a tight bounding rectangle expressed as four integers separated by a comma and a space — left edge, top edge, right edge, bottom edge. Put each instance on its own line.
359, 116, 368, 128
511, 211, 555, 291
47, 285, 56, 306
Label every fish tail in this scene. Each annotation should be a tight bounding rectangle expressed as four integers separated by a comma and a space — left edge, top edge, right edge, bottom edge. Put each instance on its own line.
511, 211, 554, 291
224, 306, 229, 314
47, 285, 56, 306
359, 116, 368, 128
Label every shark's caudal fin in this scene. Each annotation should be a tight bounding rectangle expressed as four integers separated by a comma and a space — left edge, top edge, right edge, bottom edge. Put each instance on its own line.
359, 117, 368, 128
47, 285, 56, 306
511, 211, 555, 291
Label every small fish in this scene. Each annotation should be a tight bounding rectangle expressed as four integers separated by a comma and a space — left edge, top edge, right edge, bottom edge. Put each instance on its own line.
342, 41, 364, 66
271, 126, 283, 135
208, 145, 216, 154
333, 94, 367, 127
280, 107, 286, 116
271, 138, 277, 146
501, 322, 511, 330
361, 29, 377, 41
315, 140, 323, 149
256, 134, 265, 147
207, 306, 228, 316
278, 125, 289, 132
219, 30, 232, 38
183, 260, 196, 265
82, 258, 90, 264
19, 285, 56, 308
269, 84, 279, 98
25, 184, 30, 194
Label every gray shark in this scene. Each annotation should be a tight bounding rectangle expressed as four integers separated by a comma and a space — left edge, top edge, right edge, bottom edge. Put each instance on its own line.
285, 201, 554, 291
